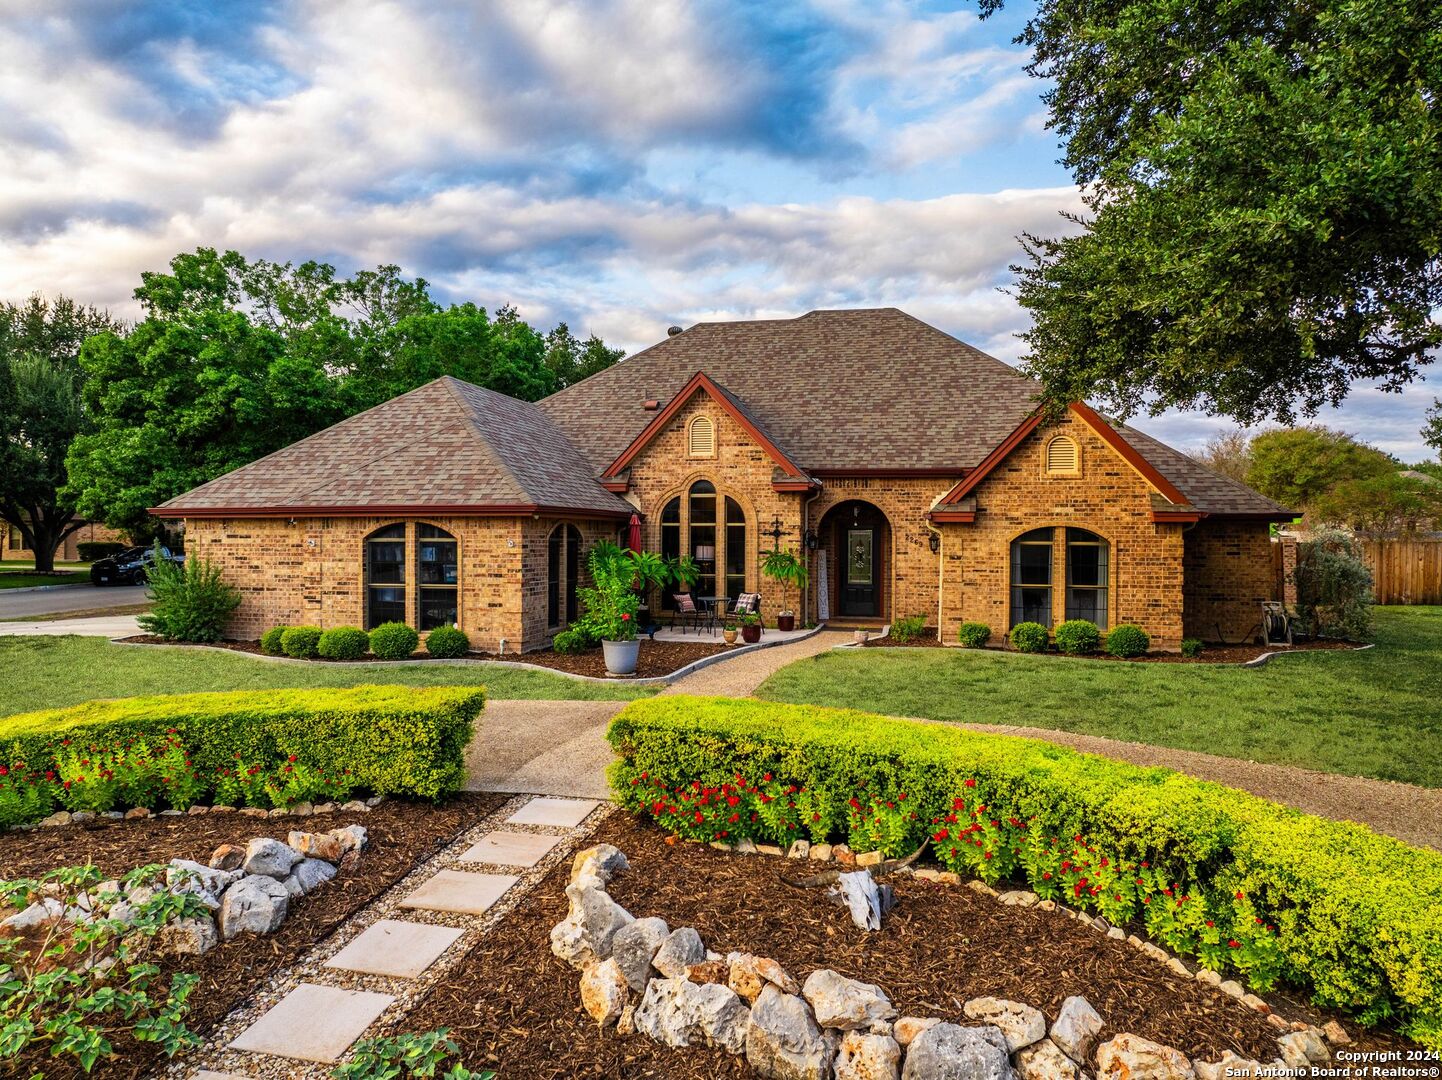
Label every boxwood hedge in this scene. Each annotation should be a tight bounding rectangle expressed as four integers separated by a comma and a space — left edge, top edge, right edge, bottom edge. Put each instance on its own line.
1, 685, 482, 801
606, 695, 1442, 1047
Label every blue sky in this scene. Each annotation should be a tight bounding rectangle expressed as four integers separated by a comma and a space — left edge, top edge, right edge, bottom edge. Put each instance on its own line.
0, 0, 1434, 459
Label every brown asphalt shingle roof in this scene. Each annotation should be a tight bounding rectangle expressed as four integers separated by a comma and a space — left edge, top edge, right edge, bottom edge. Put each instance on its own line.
1115, 425, 1294, 517
156, 377, 633, 517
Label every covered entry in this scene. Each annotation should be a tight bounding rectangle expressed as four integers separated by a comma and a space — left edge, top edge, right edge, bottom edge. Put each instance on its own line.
819, 500, 891, 621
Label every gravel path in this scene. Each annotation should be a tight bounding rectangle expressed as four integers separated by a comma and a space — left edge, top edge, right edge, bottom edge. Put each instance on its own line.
659, 628, 852, 696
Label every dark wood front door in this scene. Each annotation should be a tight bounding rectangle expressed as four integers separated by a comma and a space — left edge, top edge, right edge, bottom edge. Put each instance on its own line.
840, 526, 878, 616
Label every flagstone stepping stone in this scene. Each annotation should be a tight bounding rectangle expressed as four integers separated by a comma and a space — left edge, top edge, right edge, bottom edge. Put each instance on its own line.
505, 797, 598, 828
325, 919, 465, 978
459, 831, 564, 867
229, 983, 394, 1063
398, 870, 518, 915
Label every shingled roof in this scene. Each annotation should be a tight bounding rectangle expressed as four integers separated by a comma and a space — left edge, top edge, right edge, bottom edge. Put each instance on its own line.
155, 377, 633, 518
1114, 425, 1294, 518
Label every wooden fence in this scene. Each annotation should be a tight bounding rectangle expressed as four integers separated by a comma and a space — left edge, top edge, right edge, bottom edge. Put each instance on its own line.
1361, 539, 1442, 605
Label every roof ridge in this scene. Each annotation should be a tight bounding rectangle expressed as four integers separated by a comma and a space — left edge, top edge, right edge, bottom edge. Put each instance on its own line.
436, 374, 540, 501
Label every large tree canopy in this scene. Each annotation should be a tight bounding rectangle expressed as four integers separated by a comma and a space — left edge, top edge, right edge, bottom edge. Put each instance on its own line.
0, 296, 124, 570
990, 0, 1441, 424
63, 248, 626, 536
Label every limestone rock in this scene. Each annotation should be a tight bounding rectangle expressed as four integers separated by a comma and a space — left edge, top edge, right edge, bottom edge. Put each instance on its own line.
836, 1030, 902, 1080
967, 880, 998, 896
810, 843, 833, 861
736, 837, 759, 854
1194, 1052, 1268, 1080
633, 976, 749, 1054
1217, 980, 1245, 999
341, 799, 368, 812
572, 844, 629, 887
686, 959, 730, 985
788, 839, 811, 859
653, 926, 706, 978
690, 981, 751, 1054
580, 958, 630, 1027
1194, 969, 1221, 987
288, 830, 344, 863
1050, 996, 1104, 1065
281, 873, 305, 901
209, 843, 246, 871
728, 952, 801, 1002
901, 1022, 1013, 1080
287, 857, 337, 895
611, 916, 669, 991
241, 837, 303, 879
1, 897, 64, 931
1095, 1034, 1196, 1080
124, 807, 150, 819
41, 811, 72, 827
746, 985, 834, 1080
894, 1017, 941, 1048
963, 998, 1045, 1053
218, 874, 289, 939
550, 884, 634, 968
165, 859, 242, 908
857, 850, 885, 867
616, 1004, 637, 1036
801, 968, 896, 1031
1322, 1021, 1350, 1046
157, 915, 218, 956
833, 844, 856, 866
996, 891, 1038, 907
1016, 1039, 1080, 1080
1277, 1030, 1329, 1067
330, 823, 368, 854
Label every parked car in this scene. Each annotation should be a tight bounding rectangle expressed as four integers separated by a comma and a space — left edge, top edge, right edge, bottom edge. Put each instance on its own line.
89, 545, 184, 586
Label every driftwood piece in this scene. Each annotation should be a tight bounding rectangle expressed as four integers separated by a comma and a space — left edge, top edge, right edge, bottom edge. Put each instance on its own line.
826, 870, 895, 931
779, 839, 928, 890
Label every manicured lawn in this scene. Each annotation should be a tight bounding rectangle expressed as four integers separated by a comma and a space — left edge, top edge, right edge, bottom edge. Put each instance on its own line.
757, 606, 1442, 788
0, 570, 84, 589
0, 636, 658, 716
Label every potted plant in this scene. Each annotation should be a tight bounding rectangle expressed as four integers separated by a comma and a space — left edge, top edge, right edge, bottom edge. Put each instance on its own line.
739, 611, 762, 644
761, 549, 809, 632
722, 621, 738, 645
578, 545, 642, 674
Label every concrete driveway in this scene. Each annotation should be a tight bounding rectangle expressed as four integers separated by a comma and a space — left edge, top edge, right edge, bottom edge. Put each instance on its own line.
0, 582, 148, 618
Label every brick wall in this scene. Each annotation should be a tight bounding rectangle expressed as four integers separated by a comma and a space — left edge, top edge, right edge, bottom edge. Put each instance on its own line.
1182, 519, 1278, 643
936, 412, 1187, 650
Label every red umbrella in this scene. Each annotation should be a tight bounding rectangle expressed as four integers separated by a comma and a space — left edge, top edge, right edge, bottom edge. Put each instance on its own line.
626, 512, 642, 552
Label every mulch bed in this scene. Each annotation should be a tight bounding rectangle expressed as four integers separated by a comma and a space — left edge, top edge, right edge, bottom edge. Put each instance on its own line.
117, 635, 732, 678
402, 814, 1410, 1079
864, 633, 1359, 664
2, 792, 503, 1080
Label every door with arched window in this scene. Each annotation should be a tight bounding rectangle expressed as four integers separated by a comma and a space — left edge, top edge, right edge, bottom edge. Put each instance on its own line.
657, 482, 749, 610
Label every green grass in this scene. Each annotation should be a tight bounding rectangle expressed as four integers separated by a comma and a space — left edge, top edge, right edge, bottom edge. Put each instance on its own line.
0, 636, 658, 716
758, 606, 1442, 788
0, 571, 84, 589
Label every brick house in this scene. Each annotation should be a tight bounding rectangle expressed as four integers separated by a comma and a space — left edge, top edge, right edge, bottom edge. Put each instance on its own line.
155, 309, 1292, 651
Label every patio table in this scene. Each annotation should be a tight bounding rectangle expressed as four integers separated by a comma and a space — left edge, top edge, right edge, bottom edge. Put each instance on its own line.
698, 596, 729, 633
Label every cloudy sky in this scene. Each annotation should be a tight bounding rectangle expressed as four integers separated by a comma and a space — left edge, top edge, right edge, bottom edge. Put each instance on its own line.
1, 0, 1435, 459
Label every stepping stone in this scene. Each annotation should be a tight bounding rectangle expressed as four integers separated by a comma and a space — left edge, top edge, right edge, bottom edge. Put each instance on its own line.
505, 797, 598, 828
398, 869, 517, 915
325, 919, 465, 978
197, 1072, 254, 1080
230, 983, 394, 1063
459, 830, 563, 868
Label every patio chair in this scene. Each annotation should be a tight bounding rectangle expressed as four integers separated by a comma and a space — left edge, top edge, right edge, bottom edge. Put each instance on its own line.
670, 593, 704, 634
724, 592, 762, 636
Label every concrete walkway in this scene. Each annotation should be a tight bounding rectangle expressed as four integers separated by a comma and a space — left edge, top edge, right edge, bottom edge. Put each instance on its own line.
0, 614, 142, 636
0, 582, 146, 618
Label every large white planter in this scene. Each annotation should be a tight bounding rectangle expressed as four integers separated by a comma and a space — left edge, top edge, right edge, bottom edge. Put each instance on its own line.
602, 638, 640, 675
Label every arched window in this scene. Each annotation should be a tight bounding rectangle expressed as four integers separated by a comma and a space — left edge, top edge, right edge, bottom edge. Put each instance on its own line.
658, 483, 751, 610
1010, 527, 1053, 628
1045, 435, 1080, 476
659, 497, 681, 610
547, 525, 585, 629
688, 415, 715, 457
689, 480, 717, 598
1065, 528, 1109, 627
417, 524, 458, 630
724, 496, 747, 603
565, 525, 582, 624
365, 524, 407, 629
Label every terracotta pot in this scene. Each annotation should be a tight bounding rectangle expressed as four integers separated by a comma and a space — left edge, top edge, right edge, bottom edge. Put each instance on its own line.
741, 624, 762, 644
722, 628, 738, 645
602, 639, 639, 675
776, 613, 796, 632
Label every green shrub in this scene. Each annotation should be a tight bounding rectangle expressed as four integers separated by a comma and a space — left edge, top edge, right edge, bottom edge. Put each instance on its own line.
135, 553, 241, 643
606, 696, 1442, 1048
76, 540, 126, 562
280, 625, 323, 659
370, 621, 420, 660
1009, 622, 1048, 653
552, 628, 587, 655
260, 626, 289, 655
318, 626, 369, 661
1181, 637, 1204, 659
888, 614, 928, 644
1106, 623, 1150, 657
1292, 529, 1375, 641
425, 626, 470, 659
0, 685, 482, 803
957, 622, 991, 648
1054, 619, 1101, 655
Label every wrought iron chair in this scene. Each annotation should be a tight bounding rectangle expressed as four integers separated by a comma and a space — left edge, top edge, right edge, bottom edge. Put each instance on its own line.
670, 593, 704, 634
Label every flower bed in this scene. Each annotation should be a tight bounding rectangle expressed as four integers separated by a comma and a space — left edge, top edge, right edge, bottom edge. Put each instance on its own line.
863, 635, 1358, 663
605, 696, 1442, 1049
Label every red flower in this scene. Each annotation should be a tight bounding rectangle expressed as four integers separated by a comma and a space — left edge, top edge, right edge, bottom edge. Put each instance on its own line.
1228, 939, 1241, 949
621, 613, 631, 621
1206, 920, 1215, 928
288, 755, 297, 763
763, 772, 773, 782
964, 779, 976, 788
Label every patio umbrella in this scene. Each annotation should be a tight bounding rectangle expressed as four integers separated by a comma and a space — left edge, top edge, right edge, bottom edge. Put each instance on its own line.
626, 513, 642, 552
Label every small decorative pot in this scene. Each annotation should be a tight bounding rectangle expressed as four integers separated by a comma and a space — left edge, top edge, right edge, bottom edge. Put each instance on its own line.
722, 627, 738, 645
602, 638, 640, 675
741, 624, 762, 644
853, 629, 870, 645
776, 613, 796, 632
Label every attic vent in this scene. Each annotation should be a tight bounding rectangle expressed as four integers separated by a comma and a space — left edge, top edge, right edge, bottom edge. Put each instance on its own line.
1045, 435, 1080, 476
688, 415, 716, 457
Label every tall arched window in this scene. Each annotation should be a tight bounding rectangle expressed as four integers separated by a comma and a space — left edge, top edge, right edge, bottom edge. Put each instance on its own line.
547, 525, 585, 629
724, 496, 747, 602
1065, 528, 1109, 627
417, 524, 458, 630
657, 483, 751, 610
689, 480, 717, 598
365, 524, 407, 629
1010, 527, 1053, 628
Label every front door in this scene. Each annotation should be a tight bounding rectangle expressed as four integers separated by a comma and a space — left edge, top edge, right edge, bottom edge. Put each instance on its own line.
841, 527, 877, 616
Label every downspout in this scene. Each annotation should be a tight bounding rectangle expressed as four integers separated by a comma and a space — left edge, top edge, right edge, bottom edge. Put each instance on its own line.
803, 484, 824, 626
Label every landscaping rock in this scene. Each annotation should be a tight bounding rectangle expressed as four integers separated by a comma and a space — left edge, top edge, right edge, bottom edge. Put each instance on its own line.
635, 976, 749, 1054
239, 807, 269, 818
757, 843, 784, 857
894, 1017, 940, 1048
967, 880, 998, 896
218, 874, 289, 940
287, 857, 337, 895
833, 844, 856, 866
1277, 1030, 1329, 1067
580, 958, 630, 1027
124, 807, 150, 819
157, 915, 218, 956
728, 952, 800, 1002
996, 891, 1038, 907
1217, 980, 1245, 999
290, 802, 314, 816
810, 843, 833, 861
611, 916, 669, 991
71, 811, 96, 823
288, 830, 345, 863
788, 840, 811, 859
1322, 1021, 1350, 1046
550, 884, 634, 968
209, 843, 246, 871
41, 811, 72, 827
281, 873, 305, 900
616, 1004, 637, 1036
836, 1030, 902, 1080
1194, 969, 1221, 986
1095, 1034, 1196, 1080
1194, 1052, 1268, 1080
341, 799, 368, 812
802, 969, 896, 1031
210, 805, 235, 813
165, 859, 242, 909
571, 843, 629, 887
1, 897, 63, 930
686, 959, 730, 985
857, 850, 884, 867
242, 837, 304, 879
330, 824, 368, 853
690, 982, 751, 1054
746, 985, 834, 1080
1016, 1039, 1080, 1080
1049, 996, 1103, 1065
901, 1022, 1013, 1080
962, 997, 1045, 1052
653, 926, 707, 978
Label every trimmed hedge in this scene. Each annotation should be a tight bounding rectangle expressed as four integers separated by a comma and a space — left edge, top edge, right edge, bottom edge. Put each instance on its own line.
370, 622, 419, 660
1009, 621, 1048, 653
280, 625, 323, 659
957, 622, 991, 648
318, 626, 369, 660
606, 696, 1442, 1047
1107, 623, 1150, 657
1, 685, 482, 802
425, 626, 470, 659
1054, 619, 1101, 655
260, 626, 288, 655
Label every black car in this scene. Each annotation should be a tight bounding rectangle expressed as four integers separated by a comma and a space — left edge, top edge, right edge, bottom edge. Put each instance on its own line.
90, 545, 184, 586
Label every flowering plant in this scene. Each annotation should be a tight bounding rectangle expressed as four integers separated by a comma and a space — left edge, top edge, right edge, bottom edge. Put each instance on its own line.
622, 768, 839, 845
576, 544, 640, 642
214, 754, 356, 809
52, 735, 205, 813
